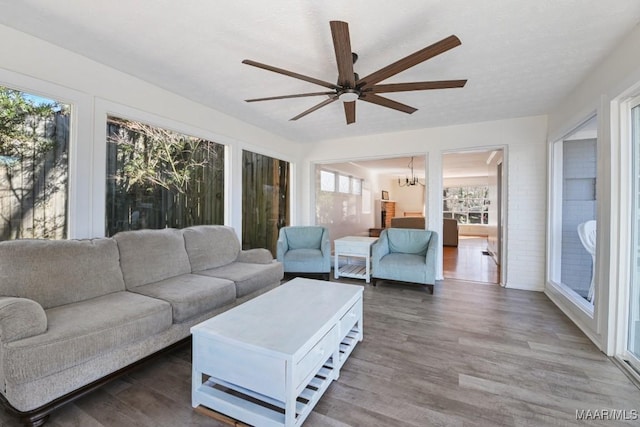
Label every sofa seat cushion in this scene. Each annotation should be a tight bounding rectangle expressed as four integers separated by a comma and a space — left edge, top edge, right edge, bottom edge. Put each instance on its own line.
130, 274, 236, 322
376, 253, 427, 283
196, 261, 284, 298
4, 291, 172, 384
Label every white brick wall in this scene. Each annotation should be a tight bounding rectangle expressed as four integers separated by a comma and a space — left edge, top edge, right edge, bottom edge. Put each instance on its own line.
505, 139, 547, 290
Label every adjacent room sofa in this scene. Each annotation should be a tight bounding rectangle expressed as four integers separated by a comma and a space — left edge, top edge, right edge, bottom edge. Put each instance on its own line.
371, 228, 438, 293
0, 225, 283, 426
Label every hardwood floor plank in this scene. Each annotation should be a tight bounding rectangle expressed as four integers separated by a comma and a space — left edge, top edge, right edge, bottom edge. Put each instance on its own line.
2, 277, 639, 427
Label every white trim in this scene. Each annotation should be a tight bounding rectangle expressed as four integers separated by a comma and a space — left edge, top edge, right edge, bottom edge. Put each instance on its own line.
94, 98, 236, 236
441, 145, 508, 286
614, 93, 640, 364
93, 98, 297, 240
545, 281, 602, 347
0, 68, 93, 239
545, 112, 606, 348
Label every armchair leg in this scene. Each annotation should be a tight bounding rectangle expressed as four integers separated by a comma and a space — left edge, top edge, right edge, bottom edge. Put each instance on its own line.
427, 284, 434, 294
372, 278, 377, 286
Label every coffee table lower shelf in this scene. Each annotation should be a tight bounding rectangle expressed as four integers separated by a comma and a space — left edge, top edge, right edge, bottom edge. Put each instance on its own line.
194, 328, 361, 427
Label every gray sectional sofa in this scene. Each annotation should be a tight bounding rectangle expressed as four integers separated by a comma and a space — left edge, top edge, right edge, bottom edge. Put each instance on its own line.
0, 225, 283, 426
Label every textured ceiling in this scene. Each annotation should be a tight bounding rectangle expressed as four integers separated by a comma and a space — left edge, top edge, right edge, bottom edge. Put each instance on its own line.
2, 0, 639, 143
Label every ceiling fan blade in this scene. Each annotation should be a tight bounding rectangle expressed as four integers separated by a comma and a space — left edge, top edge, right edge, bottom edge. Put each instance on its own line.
344, 101, 356, 124
369, 80, 467, 93
243, 59, 340, 90
330, 21, 356, 88
359, 93, 417, 114
246, 91, 336, 102
357, 35, 462, 89
290, 96, 338, 121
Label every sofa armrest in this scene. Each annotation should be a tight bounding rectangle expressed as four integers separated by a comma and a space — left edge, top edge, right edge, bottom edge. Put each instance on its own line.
237, 248, 275, 264
0, 297, 47, 343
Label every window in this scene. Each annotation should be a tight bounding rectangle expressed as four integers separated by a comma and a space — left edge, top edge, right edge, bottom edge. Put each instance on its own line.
351, 177, 362, 195
338, 174, 350, 193
443, 186, 489, 224
315, 166, 366, 236
242, 150, 290, 256
320, 170, 335, 192
105, 116, 224, 236
0, 86, 70, 240
548, 115, 597, 305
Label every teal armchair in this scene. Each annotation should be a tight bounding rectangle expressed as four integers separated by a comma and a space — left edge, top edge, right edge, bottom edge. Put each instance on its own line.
277, 226, 331, 280
371, 228, 438, 293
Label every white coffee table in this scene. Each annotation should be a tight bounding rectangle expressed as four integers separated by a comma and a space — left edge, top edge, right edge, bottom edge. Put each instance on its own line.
334, 236, 378, 283
191, 278, 363, 427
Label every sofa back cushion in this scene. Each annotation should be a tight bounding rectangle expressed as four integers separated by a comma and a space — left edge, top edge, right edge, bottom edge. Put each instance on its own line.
183, 225, 240, 271
283, 226, 324, 250
387, 228, 432, 256
114, 228, 191, 289
0, 238, 125, 309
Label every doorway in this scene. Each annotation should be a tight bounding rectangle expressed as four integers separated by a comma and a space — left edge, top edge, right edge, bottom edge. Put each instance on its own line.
442, 149, 504, 284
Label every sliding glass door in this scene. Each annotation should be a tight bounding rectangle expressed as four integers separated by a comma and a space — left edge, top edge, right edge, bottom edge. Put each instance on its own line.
628, 98, 640, 366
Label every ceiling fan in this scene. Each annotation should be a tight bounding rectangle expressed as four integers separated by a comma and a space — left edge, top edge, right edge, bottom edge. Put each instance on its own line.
242, 21, 467, 125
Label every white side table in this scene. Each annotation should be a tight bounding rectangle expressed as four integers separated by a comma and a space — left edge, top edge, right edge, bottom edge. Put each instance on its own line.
334, 236, 378, 283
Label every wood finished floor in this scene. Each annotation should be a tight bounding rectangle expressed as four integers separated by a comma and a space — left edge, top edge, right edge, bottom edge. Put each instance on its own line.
4, 278, 640, 427
443, 236, 500, 284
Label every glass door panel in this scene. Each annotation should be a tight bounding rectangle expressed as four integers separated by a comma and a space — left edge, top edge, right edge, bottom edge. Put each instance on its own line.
629, 102, 640, 361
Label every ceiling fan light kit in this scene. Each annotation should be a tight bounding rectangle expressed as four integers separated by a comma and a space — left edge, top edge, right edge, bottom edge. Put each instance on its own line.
243, 21, 467, 125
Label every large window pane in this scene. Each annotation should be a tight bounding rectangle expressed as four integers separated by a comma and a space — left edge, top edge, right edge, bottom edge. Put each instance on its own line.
242, 150, 290, 256
0, 87, 69, 240
106, 116, 224, 236
549, 116, 597, 304
443, 186, 489, 225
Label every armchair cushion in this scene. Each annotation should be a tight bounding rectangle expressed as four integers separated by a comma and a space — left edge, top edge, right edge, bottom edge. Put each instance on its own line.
387, 229, 432, 255
282, 226, 324, 250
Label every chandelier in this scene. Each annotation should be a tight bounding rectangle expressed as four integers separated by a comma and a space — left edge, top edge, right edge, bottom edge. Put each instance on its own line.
398, 156, 425, 187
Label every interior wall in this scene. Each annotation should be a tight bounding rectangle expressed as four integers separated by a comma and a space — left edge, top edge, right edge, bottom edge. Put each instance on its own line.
0, 23, 300, 239
388, 177, 425, 217
301, 115, 548, 291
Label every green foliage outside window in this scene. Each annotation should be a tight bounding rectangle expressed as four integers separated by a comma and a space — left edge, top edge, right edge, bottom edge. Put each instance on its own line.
0, 87, 69, 240
106, 116, 224, 235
